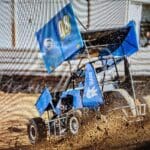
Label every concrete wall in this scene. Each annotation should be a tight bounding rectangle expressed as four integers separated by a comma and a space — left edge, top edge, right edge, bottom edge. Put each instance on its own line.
0, 1, 12, 48
0, 0, 128, 50
0, 0, 149, 77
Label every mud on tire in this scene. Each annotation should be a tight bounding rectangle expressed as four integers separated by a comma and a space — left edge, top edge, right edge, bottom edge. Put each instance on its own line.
27, 117, 47, 144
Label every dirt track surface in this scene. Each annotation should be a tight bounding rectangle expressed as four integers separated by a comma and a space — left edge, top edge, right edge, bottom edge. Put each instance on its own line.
0, 80, 150, 150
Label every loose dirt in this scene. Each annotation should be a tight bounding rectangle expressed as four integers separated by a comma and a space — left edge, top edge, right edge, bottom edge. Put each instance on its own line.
0, 80, 150, 150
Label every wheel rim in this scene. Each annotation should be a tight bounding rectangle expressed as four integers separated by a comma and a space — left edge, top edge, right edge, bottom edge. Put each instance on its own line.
72, 120, 78, 130
70, 117, 79, 134
30, 125, 36, 140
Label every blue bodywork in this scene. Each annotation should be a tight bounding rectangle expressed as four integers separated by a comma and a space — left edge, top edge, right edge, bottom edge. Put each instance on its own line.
36, 3, 84, 73
35, 88, 54, 116
35, 3, 139, 116
83, 63, 104, 108
35, 63, 104, 116
112, 21, 139, 57
61, 89, 83, 109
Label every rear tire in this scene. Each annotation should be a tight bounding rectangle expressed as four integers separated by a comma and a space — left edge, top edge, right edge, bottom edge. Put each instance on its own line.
68, 115, 80, 135
27, 117, 47, 144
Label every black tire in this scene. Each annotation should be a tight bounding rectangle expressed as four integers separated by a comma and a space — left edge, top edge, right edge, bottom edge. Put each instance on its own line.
27, 117, 47, 144
68, 115, 80, 135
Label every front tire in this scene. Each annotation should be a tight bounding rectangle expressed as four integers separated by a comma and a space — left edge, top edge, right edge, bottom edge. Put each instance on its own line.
27, 117, 47, 144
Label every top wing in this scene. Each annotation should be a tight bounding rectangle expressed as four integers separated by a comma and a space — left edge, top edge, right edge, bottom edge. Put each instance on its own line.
36, 3, 84, 73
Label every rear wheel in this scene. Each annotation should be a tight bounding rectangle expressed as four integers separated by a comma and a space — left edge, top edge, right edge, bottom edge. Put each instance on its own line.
27, 117, 47, 144
68, 116, 80, 135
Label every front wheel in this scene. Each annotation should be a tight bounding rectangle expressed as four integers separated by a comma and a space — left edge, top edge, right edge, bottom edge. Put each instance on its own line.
27, 117, 47, 144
